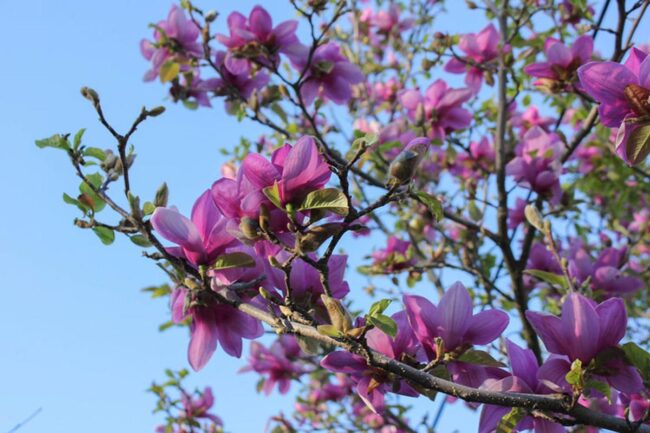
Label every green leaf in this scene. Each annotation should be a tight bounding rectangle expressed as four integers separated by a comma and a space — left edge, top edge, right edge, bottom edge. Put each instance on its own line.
92, 226, 115, 245
130, 234, 152, 247
159, 320, 175, 332
73, 128, 86, 150
524, 269, 569, 290
211, 252, 256, 270
143, 202, 156, 216
585, 379, 611, 402
625, 123, 650, 165
298, 188, 348, 216
263, 183, 283, 210
317, 324, 342, 337
83, 147, 106, 161
159, 61, 180, 83
457, 349, 506, 367
414, 191, 443, 222
565, 359, 583, 386
35, 134, 69, 151
62, 192, 89, 213
496, 407, 527, 433
79, 173, 106, 213
368, 314, 397, 337
369, 299, 392, 317
622, 342, 650, 381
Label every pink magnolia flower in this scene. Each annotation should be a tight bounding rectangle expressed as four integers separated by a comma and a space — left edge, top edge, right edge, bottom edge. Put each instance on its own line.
510, 106, 555, 132
181, 387, 223, 425
321, 312, 420, 413
151, 190, 236, 266
403, 282, 509, 359
371, 236, 415, 272
506, 127, 563, 204
399, 80, 473, 140
567, 245, 643, 297
508, 197, 528, 229
239, 335, 306, 395
140, 5, 202, 81
292, 42, 364, 105
445, 24, 502, 92
212, 51, 270, 100
371, 4, 415, 35
578, 48, 650, 164
216, 5, 301, 74
526, 292, 643, 393
450, 136, 496, 182
524, 35, 593, 91
171, 286, 264, 371
211, 135, 331, 234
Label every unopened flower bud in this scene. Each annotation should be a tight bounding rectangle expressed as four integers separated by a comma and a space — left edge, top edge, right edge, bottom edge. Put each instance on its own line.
240, 216, 260, 240
147, 106, 166, 117
248, 89, 260, 112
74, 218, 92, 228
297, 223, 343, 253
80, 86, 100, 105
321, 295, 353, 333
415, 103, 427, 125
389, 150, 419, 184
258, 204, 270, 233
154, 182, 169, 208
524, 204, 545, 232
204, 10, 218, 22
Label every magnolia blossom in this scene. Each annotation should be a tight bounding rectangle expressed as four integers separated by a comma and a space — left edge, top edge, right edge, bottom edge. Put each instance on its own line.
506, 127, 563, 204
292, 42, 364, 105
445, 24, 502, 92
371, 236, 415, 271
526, 292, 643, 393
524, 35, 593, 91
399, 80, 473, 140
240, 336, 306, 395
216, 5, 301, 74
578, 48, 650, 165
321, 312, 419, 413
212, 51, 270, 100
170, 287, 264, 371
151, 189, 235, 266
140, 5, 202, 81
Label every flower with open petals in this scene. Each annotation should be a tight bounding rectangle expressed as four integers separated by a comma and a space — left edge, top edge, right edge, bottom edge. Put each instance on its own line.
445, 24, 501, 92
525, 36, 593, 92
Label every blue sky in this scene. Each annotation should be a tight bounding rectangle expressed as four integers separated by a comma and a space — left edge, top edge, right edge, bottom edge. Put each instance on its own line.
0, 1, 629, 432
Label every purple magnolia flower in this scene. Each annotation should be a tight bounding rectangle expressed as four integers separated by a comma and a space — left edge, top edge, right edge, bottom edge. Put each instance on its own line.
578, 48, 650, 164
399, 80, 473, 140
211, 135, 330, 236
181, 387, 223, 426
526, 292, 643, 393
445, 24, 502, 92
371, 4, 415, 35
508, 197, 528, 229
506, 127, 563, 204
216, 5, 301, 74
140, 5, 203, 81
371, 236, 416, 272
450, 136, 496, 182
239, 335, 306, 395
171, 286, 264, 371
292, 42, 364, 105
212, 51, 270, 100
479, 340, 566, 433
403, 282, 509, 358
510, 105, 555, 132
169, 73, 220, 108
524, 35, 593, 91
568, 245, 643, 297
321, 312, 420, 413
151, 189, 236, 266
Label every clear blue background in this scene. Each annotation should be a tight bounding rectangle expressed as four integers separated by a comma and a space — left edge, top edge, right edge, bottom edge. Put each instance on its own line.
0, 1, 626, 432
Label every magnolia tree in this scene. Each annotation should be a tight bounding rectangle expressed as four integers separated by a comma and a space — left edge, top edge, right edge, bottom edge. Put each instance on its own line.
36, 0, 650, 432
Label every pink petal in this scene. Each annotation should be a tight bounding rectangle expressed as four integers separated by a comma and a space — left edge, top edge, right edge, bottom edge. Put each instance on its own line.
151, 207, 203, 252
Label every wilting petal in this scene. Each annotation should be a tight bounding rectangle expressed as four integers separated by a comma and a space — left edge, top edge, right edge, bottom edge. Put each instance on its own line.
357, 376, 385, 413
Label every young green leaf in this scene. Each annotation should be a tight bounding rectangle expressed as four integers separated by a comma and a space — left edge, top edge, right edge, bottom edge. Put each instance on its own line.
211, 252, 256, 270
92, 226, 115, 245
298, 188, 349, 216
